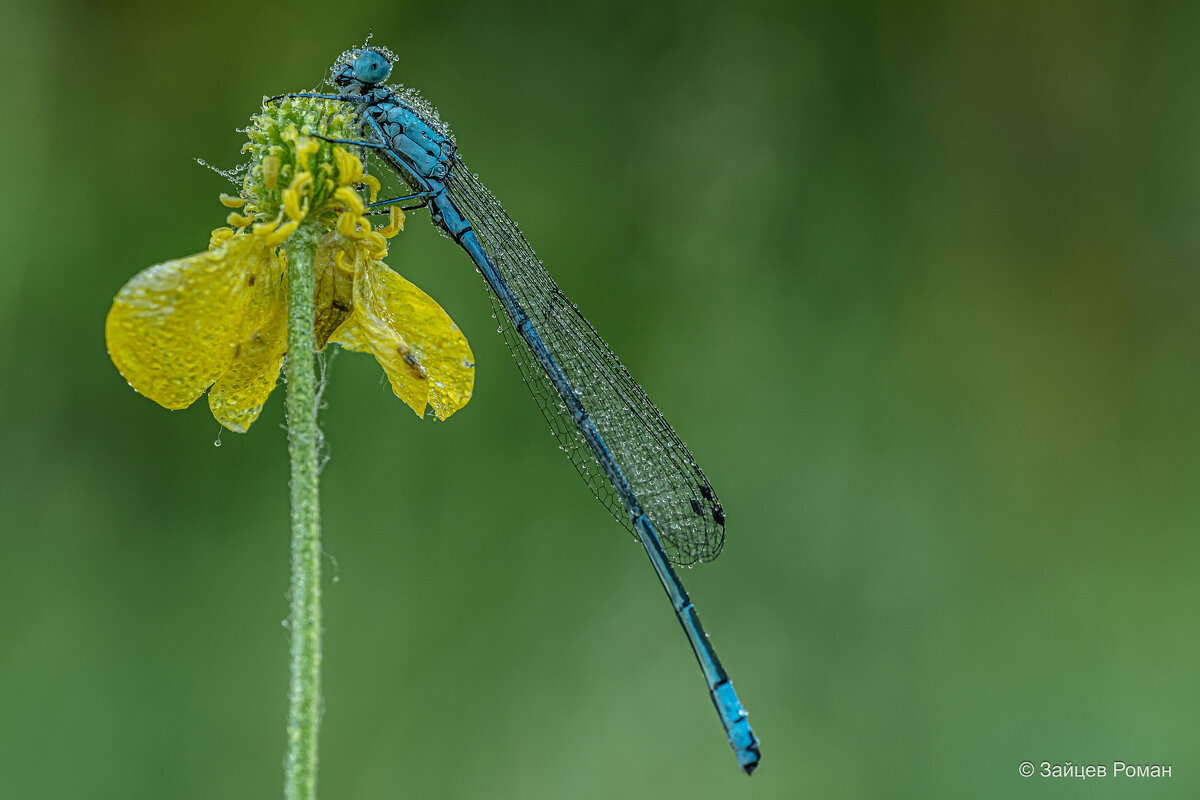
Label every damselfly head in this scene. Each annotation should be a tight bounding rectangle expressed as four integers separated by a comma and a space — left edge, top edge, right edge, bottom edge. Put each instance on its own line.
329, 46, 394, 89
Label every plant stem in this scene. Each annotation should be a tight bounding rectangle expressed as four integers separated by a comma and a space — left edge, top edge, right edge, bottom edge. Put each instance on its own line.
284, 221, 322, 800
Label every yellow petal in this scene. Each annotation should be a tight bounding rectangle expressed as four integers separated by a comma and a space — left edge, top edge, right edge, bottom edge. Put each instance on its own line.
105, 235, 270, 409
327, 315, 371, 353
330, 259, 474, 420
312, 241, 355, 349
208, 248, 289, 432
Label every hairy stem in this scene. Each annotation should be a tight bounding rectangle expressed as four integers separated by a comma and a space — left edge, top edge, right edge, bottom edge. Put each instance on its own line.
284, 221, 322, 800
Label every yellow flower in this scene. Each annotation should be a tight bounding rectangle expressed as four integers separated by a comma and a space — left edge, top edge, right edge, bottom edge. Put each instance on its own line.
105, 98, 473, 432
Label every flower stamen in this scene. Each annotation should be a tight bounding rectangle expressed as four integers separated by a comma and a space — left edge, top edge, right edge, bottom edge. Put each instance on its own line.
334, 146, 363, 185
376, 206, 405, 238
262, 155, 281, 189
360, 174, 382, 204
334, 186, 365, 216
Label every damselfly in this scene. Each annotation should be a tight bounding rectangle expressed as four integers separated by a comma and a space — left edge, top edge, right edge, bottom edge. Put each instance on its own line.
275, 44, 761, 774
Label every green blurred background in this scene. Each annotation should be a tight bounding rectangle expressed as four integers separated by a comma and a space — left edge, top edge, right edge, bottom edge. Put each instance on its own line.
1, 1, 1197, 797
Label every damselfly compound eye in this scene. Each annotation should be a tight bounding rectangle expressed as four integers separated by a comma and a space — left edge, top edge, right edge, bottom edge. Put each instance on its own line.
353, 49, 392, 85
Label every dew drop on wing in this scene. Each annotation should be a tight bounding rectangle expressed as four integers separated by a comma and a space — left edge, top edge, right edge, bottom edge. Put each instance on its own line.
444, 159, 725, 567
